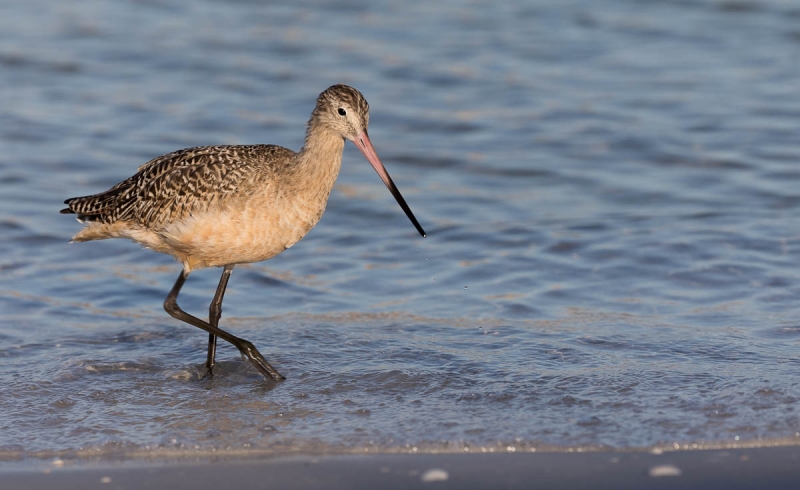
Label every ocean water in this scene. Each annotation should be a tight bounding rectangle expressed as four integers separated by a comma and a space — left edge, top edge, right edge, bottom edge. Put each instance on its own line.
1, 0, 800, 462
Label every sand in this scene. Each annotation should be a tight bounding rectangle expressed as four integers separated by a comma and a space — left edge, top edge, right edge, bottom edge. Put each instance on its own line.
4, 446, 800, 489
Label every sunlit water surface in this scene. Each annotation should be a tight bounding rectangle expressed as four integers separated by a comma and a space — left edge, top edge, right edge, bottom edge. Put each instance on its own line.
1, 0, 800, 462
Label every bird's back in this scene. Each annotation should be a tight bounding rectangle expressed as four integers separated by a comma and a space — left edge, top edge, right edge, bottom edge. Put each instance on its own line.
63, 144, 295, 229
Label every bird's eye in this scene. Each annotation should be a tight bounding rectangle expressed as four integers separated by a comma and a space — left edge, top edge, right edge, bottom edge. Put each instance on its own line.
337, 108, 347, 116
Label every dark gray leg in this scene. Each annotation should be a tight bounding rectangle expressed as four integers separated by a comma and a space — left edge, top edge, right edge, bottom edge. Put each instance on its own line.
206, 264, 235, 375
164, 268, 285, 381
205, 332, 217, 376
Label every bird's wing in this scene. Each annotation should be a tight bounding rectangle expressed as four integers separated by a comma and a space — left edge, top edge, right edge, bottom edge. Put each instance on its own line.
62, 145, 295, 228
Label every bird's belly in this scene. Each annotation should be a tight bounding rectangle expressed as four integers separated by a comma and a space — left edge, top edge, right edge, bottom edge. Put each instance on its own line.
160, 202, 320, 271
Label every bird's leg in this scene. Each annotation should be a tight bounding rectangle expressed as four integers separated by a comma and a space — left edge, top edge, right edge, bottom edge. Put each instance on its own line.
164, 268, 285, 381
205, 332, 217, 377
205, 265, 234, 376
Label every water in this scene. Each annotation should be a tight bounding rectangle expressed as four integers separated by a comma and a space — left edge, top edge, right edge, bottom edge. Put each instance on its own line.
1, 0, 800, 462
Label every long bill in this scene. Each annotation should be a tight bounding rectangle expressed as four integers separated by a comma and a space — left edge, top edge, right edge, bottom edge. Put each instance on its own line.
352, 130, 426, 238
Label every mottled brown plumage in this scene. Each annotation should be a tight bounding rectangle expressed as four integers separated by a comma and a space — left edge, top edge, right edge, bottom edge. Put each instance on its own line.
61, 84, 425, 380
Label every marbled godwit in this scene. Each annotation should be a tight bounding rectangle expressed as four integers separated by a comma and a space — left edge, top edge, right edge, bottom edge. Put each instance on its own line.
60, 84, 426, 381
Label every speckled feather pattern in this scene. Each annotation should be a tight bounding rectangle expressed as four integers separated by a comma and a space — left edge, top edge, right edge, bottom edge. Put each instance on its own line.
61, 84, 368, 272
65, 145, 294, 228
310, 84, 370, 137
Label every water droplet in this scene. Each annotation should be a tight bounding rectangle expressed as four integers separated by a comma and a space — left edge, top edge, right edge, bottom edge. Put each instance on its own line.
464, 285, 468, 290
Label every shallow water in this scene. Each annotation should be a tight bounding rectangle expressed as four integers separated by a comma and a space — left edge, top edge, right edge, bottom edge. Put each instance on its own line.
1, 0, 800, 461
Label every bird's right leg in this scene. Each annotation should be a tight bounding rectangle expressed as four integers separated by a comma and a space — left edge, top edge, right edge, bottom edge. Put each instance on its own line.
205, 264, 235, 376
163, 268, 285, 381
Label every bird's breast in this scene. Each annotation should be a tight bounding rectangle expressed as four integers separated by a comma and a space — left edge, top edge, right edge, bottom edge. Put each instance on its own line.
159, 193, 326, 271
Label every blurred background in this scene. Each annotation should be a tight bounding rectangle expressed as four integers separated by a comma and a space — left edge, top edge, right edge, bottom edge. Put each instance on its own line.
1, 0, 799, 461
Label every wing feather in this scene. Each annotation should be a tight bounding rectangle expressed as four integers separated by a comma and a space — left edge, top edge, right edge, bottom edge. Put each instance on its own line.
62, 145, 295, 228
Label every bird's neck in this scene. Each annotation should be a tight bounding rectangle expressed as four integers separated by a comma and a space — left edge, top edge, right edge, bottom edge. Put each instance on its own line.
293, 125, 346, 200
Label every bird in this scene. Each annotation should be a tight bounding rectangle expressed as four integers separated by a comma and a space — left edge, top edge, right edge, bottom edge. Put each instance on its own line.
60, 84, 426, 381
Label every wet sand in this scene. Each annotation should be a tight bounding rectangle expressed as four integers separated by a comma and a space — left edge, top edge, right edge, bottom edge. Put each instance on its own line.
5, 446, 800, 489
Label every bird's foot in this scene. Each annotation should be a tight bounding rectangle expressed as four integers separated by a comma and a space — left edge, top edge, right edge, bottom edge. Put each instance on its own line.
237, 339, 285, 381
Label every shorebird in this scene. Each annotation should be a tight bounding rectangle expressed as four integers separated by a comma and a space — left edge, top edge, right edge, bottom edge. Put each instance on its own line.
61, 84, 426, 381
